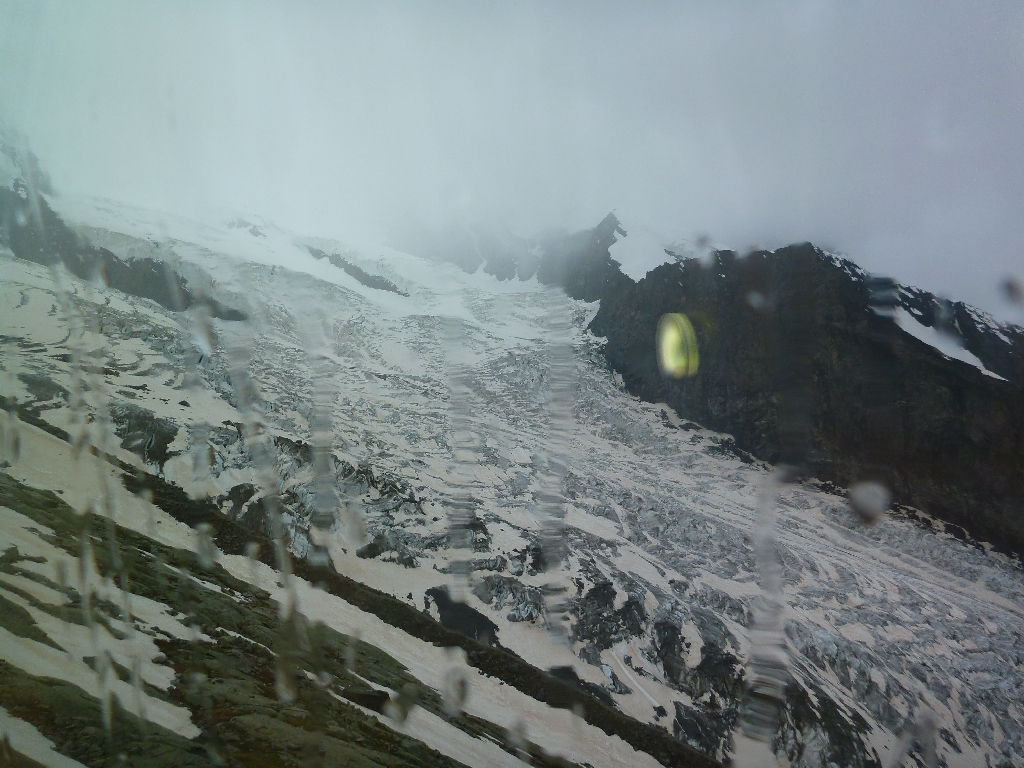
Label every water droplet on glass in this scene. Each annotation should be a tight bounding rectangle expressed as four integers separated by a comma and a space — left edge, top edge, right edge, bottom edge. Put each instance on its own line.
656, 313, 700, 379
746, 291, 768, 310
692, 233, 715, 268
97, 650, 115, 734
91, 263, 109, 291
184, 297, 218, 357
344, 630, 361, 674
505, 718, 528, 756
886, 708, 938, 768
384, 683, 418, 724
440, 318, 485, 601
129, 653, 145, 724
0, 410, 21, 463
866, 275, 899, 317
186, 669, 207, 687
245, 542, 261, 586
738, 467, 792, 746
195, 523, 217, 569
190, 423, 213, 484
442, 667, 470, 717
0, 733, 13, 764
849, 481, 890, 525
275, 661, 298, 704
1000, 276, 1023, 306
79, 531, 97, 627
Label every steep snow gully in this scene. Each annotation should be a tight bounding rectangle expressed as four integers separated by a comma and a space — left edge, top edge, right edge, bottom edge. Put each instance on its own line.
1, 179, 1024, 768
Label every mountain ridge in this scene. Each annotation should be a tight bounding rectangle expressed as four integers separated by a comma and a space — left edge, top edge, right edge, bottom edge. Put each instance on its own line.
2, 168, 1024, 767
460, 214, 1024, 559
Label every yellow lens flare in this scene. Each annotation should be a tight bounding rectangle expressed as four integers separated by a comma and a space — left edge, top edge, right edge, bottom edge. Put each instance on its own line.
657, 313, 699, 378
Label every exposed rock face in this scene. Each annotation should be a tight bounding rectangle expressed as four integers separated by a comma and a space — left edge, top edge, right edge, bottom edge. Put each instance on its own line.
109, 401, 181, 467
0, 184, 246, 320
307, 246, 409, 296
529, 216, 1024, 557
473, 574, 545, 623
571, 580, 646, 649
424, 586, 500, 645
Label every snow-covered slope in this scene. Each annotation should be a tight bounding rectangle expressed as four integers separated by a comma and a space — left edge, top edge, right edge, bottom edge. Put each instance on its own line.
2, 194, 1024, 768
893, 308, 1006, 380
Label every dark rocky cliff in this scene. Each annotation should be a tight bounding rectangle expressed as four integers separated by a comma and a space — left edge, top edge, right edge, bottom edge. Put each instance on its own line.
529, 216, 1024, 558
0, 183, 246, 320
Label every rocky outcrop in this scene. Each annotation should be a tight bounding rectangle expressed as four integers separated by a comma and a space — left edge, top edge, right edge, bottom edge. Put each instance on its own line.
307, 246, 409, 296
530, 217, 1024, 557
424, 586, 500, 645
420, 212, 1024, 555
0, 184, 245, 320
472, 574, 545, 622
570, 580, 646, 649
109, 401, 181, 467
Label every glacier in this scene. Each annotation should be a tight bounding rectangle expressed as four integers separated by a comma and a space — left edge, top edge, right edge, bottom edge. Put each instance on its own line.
0, 186, 1023, 768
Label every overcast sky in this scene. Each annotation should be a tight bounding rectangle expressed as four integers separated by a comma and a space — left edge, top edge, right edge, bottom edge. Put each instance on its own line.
2, 1, 1023, 318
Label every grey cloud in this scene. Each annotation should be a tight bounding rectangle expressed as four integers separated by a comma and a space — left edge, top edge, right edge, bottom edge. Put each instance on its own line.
1, 0, 1022, 317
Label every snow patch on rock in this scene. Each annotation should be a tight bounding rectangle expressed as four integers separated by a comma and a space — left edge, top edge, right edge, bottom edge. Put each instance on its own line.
894, 308, 1007, 379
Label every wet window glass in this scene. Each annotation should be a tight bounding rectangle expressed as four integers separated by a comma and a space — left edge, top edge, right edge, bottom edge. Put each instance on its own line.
1, 5, 1023, 768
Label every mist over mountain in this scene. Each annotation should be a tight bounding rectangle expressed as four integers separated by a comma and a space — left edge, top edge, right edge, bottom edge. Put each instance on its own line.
3, 2, 1024, 320
3, 4, 1024, 766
